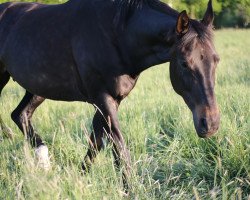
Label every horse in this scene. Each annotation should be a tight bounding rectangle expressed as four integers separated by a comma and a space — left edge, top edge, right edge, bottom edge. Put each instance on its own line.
0, 0, 220, 186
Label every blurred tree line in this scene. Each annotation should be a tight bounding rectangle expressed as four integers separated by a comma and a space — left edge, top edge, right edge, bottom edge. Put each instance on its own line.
0, 0, 249, 28
164, 0, 249, 28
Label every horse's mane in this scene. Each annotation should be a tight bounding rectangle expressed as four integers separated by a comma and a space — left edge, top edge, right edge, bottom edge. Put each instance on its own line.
114, 0, 179, 28
114, 0, 213, 41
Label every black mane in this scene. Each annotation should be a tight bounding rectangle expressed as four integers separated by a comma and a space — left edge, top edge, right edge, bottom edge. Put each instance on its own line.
114, 0, 179, 28
114, 0, 212, 43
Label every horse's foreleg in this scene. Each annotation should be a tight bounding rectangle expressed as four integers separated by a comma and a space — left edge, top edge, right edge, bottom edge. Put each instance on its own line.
109, 112, 131, 192
82, 92, 131, 190
11, 91, 50, 170
103, 94, 131, 191
111, 129, 131, 190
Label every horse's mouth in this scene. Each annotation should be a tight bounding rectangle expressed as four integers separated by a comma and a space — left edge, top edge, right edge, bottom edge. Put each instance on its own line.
197, 130, 217, 138
190, 102, 220, 139
196, 123, 220, 138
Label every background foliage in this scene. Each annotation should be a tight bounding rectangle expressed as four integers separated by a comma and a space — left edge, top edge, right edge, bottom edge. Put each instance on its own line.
0, 0, 249, 27
164, 0, 250, 28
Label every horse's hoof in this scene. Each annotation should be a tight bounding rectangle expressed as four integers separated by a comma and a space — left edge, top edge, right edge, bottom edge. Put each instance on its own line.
35, 145, 50, 171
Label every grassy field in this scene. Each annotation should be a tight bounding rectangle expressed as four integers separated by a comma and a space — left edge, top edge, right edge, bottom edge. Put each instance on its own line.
0, 29, 249, 199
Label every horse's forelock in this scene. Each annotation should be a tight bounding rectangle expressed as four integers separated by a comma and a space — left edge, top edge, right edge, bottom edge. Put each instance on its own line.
190, 19, 213, 41
179, 19, 213, 49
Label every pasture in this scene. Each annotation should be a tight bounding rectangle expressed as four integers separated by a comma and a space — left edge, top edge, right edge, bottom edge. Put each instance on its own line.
0, 29, 249, 199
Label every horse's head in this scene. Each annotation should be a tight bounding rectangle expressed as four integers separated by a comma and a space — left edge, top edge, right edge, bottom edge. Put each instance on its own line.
170, 0, 220, 138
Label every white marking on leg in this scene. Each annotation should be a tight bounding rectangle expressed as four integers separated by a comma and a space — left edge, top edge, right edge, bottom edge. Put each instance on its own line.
35, 145, 50, 171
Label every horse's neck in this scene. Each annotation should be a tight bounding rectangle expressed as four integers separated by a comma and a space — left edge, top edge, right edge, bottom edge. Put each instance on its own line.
121, 4, 178, 75
69, 0, 178, 75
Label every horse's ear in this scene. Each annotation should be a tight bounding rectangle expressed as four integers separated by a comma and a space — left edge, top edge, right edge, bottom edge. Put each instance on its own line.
176, 10, 189, 36
202, 0, 214, 26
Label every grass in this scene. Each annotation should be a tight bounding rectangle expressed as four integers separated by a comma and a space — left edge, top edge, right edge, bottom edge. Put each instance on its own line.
0, 29, 249, 199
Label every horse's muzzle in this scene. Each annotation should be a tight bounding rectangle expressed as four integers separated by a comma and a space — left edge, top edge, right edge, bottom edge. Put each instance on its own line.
192, 105, 220, 138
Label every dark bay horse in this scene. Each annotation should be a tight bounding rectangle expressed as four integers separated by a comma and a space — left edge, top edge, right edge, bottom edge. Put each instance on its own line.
0, 0, 220, 182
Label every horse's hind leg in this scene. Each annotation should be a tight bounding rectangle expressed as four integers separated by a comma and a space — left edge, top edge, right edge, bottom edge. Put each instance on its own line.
0, 71, 10, 94
11, 91, 50, 169
0, 71, 13, 139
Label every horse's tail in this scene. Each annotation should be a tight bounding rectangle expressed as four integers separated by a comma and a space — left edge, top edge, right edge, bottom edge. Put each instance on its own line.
0, 3, 13, 139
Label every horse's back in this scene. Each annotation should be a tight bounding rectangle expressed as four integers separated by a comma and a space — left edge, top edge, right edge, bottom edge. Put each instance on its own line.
0, 2, 45, 54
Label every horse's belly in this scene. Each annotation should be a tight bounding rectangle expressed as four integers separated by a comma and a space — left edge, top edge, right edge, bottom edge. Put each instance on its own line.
7, 63, 88, 102
15, 76, 86, 101
16, 76, 86, 101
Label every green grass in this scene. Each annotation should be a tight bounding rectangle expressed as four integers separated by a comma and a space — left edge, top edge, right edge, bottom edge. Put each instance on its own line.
0, 29, 249, 199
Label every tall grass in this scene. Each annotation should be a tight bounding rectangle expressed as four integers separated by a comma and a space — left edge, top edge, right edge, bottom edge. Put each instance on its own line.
0, 29, 249, 199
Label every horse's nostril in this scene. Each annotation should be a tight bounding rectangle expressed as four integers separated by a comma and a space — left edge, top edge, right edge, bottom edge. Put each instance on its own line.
201, 118, 208, 129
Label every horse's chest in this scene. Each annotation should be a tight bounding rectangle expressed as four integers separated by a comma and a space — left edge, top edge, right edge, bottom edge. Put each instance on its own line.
109, 75, 138, 100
